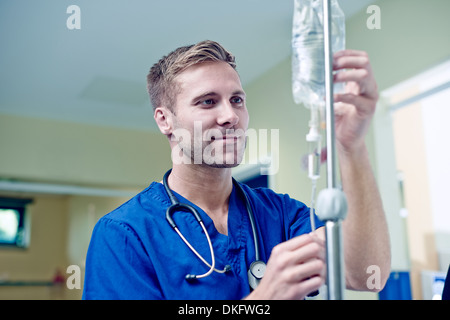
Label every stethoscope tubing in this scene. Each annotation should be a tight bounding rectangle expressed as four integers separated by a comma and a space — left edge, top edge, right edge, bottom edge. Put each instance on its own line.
163, 169, 262, 282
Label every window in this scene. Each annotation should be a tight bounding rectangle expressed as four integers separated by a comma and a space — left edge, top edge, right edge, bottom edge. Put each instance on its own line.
0, 197, 32, 248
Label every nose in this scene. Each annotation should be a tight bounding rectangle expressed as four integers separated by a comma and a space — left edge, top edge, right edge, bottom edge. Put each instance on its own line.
217, 100, 239, 128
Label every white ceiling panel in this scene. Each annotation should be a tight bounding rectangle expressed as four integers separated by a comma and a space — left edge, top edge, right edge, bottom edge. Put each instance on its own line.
0, 0, 375, 131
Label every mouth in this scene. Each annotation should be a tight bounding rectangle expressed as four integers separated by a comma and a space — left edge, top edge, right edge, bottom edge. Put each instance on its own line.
211, 135, 241, 143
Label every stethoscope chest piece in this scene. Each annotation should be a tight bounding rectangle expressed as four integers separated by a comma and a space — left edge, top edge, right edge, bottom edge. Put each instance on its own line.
248, 260, 266, 290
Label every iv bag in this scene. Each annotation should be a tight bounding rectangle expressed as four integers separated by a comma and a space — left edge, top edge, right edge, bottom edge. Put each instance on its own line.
292, 0, 345, 108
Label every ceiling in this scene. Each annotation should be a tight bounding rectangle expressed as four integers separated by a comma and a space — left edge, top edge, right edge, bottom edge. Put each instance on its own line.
0, 0, 375, 132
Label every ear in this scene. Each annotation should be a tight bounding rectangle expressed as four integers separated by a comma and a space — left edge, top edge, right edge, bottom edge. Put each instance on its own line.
154, 107, 174, 136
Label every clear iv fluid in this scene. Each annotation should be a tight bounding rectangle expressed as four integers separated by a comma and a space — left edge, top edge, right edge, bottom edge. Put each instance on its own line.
292, 0, 345, 108
293, 0, 346, 229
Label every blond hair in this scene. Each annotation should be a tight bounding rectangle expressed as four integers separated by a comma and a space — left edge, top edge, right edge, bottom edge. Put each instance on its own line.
146, 40, 237, 112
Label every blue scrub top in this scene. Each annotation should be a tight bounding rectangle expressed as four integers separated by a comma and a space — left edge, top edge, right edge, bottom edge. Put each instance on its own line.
82, 181, 324, 300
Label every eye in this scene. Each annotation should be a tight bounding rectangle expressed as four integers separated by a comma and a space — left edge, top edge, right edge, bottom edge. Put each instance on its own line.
231, 96, 244, 105
200, 99, 216, 106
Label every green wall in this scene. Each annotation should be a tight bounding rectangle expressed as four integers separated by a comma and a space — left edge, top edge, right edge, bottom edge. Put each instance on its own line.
346, 0, 450, 91
0, 114, 170, 188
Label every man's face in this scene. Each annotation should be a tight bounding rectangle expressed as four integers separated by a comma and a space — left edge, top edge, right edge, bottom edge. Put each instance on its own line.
169, 61, 249, 168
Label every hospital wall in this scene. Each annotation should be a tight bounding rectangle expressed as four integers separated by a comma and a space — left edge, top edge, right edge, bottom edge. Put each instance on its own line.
0, 114, 170, 188
0, 194, 68, 299
0, 114, 169, 299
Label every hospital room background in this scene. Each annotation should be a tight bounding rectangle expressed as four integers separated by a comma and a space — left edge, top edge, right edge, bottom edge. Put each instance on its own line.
0, 0, 449, 300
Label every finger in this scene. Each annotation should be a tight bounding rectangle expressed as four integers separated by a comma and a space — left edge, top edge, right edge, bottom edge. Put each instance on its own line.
270, 235, 325, 269
301, 276, 325, 297
334, 68, 369, 84
287, 239, 326, 268
274, 234, 313, 253
333, 55, 371, 71
290, 258, 326, 283
295, 276, 324, 300
295, 241, 325, 263
333, 101, 352, 117
334, 49, 369, 58
334, 93, 375, 114
308, 231, 325, 246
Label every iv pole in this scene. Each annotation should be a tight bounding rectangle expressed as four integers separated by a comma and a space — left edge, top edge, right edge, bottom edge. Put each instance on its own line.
315, 0, 348, 300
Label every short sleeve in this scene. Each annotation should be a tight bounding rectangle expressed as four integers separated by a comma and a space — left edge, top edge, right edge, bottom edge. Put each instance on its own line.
82, 217, 163, 300
284, 194, 324, 239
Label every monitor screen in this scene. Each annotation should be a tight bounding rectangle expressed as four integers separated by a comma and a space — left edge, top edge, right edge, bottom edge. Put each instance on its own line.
0, 207, 26, 247
0, 208, 20, 244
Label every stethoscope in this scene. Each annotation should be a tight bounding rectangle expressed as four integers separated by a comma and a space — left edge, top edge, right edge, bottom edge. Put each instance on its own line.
163, 169, 266, 290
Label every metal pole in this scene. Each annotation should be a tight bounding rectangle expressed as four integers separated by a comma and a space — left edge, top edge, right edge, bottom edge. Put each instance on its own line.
325, 220, 345, 300
323, 0, 337, 190
316, 0, 347, 300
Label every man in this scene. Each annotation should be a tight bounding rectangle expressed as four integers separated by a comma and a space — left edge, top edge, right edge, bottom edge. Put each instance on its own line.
83, 40, 390, 300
